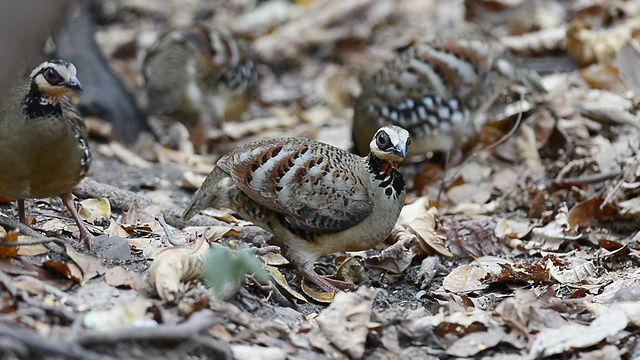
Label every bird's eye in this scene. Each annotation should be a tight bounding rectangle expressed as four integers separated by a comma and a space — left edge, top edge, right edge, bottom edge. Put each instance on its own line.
376, 131, 390, 148
44, 68, 62, 85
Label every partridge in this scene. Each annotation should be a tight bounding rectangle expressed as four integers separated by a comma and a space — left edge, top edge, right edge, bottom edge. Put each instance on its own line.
352, 37, 546, 158
183, 125, 410, 291
0, 60, 94, 248
143, 25, 258, 149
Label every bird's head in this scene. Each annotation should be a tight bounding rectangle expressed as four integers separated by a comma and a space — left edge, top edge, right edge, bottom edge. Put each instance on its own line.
369, 125, 411, 165
29, 60, 82, 103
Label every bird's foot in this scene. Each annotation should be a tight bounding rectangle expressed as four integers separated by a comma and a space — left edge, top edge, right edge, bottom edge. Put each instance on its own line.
301, 269, 356, 292
61, 193, 95, 250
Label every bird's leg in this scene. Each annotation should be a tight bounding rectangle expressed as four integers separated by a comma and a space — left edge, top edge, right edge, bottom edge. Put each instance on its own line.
267, 237, 353, 292
60, 192, 94, 249
17, 199, 26, 224
300, 268, 356, 291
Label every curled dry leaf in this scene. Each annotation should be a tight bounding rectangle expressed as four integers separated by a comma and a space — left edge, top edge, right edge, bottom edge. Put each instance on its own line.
79, 197, 111, 224
144, 236, 210, 302
366, 225, 419, 282
617, 197, 640, 218
442, 263, 490, 294
546, 258, 605, 286
398, 197, 452, 257
301, 279, 335, 303
566, 18, 640, 67
501, 26, 567, 55
266, 265, 308, 304
567, 195, 617, 229
335, 256, 368, 287
316, 286, 376, 359
65, 244, 107, 282
43, 259, 83, 283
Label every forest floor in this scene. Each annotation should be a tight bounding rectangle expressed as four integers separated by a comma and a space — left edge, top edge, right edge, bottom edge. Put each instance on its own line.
2, 0, 640, 359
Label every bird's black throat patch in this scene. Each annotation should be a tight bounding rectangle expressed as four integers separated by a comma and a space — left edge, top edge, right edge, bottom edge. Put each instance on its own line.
368, 155, 405, 199
21, 88, 62, 119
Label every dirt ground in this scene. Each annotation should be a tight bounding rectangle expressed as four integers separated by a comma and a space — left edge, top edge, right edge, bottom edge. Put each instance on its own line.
2, 0, 640, 359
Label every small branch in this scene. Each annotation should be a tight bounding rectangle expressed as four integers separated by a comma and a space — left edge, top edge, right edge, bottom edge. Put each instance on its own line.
0, 269, 16, 296
155, 215, 187, 247
549, 171, 623, 189
76, 309, 223, 346
0, 237, 63, 246
12, 275, 80, 308
0, 322, 110, 360
0, 214, 66, 253
73, 178, 150, 211
18, 290, 76, 323
247, 246, 281, 256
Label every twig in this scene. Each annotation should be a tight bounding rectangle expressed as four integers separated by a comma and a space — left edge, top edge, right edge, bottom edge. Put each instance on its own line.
155, 215, 187, 247
18, 290, 76, 322
73, 178, 272, 242
0, 269, 16, 296
74, 178, 229, 228
247, 245, 281, 256
549, 171, 623, 188
0, 322, 110, 360
76, 309, 223, 346
12, 275, 80, 308
0, 213, 66, 253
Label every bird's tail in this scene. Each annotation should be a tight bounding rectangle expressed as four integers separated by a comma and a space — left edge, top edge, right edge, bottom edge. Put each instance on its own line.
182, 166, 230, 220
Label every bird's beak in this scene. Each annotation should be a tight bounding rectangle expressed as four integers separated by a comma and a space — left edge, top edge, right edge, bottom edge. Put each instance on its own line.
390, 142, 407, 158
62, 75, 83, 93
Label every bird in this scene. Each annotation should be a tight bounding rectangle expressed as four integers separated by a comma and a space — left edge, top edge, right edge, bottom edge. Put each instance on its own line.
352, 37, 547, 158
143, 25, 258, 151
183, 125, 410, 291
0, 60, 94, 248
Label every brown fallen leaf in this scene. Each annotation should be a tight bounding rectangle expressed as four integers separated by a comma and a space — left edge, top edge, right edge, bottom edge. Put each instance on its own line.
12, 277, 45, 295
442, 263, 490, 294
316, 286, 376, 359
301, 279, 335, 303
65, 244, 108, 282
567, 195, 617, 229
105, 266, 144, 290
17, 242, 50, 256
266, 265, 308, 304
0, 260, 38, 276
0, 230, 19, 260
43, 259, 83, 283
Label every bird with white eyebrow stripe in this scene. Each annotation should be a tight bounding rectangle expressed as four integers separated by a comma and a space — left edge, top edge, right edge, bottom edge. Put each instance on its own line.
183, 125, 410, 291
0, 60, 94, 248
352, 37, 546, 159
